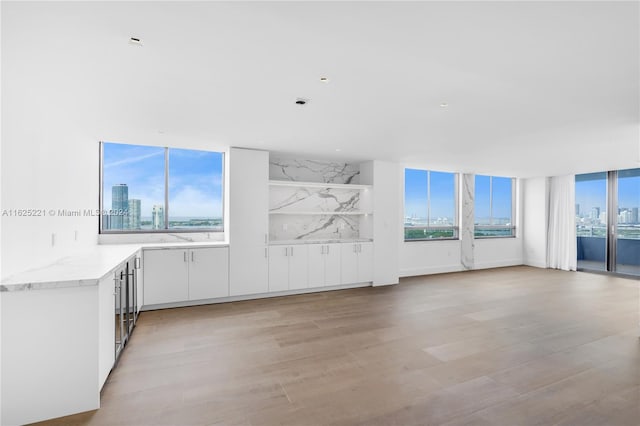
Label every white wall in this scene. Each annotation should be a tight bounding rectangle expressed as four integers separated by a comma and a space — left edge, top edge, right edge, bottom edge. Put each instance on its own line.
522, 177, 549, 268
0, 3, 231, 278
1, 4, 103, 278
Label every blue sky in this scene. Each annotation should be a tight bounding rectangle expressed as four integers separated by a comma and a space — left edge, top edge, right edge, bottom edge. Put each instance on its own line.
103, 143, 223, 218
404, 169, 455, 219
576, 170, 639, 214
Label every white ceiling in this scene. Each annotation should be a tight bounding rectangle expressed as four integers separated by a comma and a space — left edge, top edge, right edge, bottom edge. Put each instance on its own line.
3, 1, 639, 177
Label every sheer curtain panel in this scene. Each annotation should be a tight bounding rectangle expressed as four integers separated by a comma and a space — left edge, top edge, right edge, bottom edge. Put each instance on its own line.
547, 175, 577, 271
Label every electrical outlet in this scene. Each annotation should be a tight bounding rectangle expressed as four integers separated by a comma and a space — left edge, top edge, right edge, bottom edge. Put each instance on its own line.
51, 233, 56, 247
74, 230, 78, 241
283, 224, 288, 231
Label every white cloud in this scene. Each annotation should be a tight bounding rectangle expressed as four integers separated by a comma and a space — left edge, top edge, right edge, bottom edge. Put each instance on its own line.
104, 150, 164, 169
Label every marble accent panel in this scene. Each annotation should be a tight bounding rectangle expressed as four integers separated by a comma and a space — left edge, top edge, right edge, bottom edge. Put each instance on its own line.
461, 174, 475, 269
270, 214, 360, 241
269, 238, 372, 245
270, 187, 360, 213
270, 158, 360, 184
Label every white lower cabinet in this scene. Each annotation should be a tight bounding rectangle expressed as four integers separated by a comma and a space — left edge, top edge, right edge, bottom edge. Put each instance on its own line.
308, 243, 341, 288
143, 247, 229, 305
189, 247, 230, 300
340, 242, 374, 285
268, 245, 308, 292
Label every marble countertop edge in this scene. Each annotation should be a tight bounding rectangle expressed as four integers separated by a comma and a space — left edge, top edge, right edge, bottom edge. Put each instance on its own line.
1, 241, 229, 292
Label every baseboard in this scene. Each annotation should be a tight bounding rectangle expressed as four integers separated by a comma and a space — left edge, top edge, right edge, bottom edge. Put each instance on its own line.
141, 282, 373, 311
524, 259, 547, 269
399, 264, 464, 278
473, 259, 524, 270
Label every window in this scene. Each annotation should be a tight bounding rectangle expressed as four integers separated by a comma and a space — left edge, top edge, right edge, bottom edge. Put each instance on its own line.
404, 169, 458, 240
100, 142, 224, 233
474, 175, 515, 237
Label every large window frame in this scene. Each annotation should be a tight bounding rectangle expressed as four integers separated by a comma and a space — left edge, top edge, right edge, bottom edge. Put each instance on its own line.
99, 142, 225, 234
404, 169, 459, 242
474, 175, 516, 239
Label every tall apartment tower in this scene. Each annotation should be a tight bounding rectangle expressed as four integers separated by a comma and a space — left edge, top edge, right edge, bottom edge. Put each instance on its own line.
128, 199, 141, 229
152, 205, 164, 229
111, 184, 129, 229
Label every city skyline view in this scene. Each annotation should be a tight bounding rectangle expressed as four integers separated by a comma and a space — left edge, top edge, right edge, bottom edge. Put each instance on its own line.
575, 169, 640, 240
404, 171, 513, 225
102, 143, 224, 231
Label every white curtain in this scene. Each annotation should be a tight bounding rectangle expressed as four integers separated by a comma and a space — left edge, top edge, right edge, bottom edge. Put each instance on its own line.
547, 175, 577, 271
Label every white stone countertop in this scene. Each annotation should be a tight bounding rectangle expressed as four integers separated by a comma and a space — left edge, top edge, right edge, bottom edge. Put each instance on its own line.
0, 242, 228, 292
269, 238, 373, 245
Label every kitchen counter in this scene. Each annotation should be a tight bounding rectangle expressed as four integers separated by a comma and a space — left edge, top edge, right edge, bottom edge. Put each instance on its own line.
0, 241, 229, 292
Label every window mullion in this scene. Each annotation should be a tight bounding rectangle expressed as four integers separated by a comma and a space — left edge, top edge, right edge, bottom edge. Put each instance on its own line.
489, 176, 493, 226
164, 147, 169, 230
427, 171, 431, 230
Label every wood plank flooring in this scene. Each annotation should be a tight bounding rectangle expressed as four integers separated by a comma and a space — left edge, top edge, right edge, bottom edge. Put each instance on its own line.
34, 266, 639, 426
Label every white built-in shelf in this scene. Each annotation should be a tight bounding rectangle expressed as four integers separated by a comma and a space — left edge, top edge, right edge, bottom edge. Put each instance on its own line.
269, 180, 372, 190
269, 211, 372, 216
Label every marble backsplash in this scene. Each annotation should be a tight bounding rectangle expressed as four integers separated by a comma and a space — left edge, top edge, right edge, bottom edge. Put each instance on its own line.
269, 158, 360, 184
269, 214, 360, 241
270, 187, 361, 213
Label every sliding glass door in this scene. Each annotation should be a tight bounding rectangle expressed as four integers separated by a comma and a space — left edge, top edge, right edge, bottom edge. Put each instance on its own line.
576, 168, 640, 276
616, 169, 640, 275
576, 173, 608, 271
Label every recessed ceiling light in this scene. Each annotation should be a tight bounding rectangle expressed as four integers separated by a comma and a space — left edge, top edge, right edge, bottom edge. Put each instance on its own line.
320, 77, 329, 82
335, 148, 341, 152
129, 37, 143, 46
440, 102, 448, 108
295, 98, 309, 105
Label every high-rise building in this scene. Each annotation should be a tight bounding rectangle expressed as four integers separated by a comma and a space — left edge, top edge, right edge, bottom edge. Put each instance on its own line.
152, 205, 164, 229
619, 210, 630, 224
575, 203, 580, 216
591, 207, 600, 221
128, 199, 141, 229
111, 184, 128, 229
101, 213, 110, 230
632, 207, 639, 224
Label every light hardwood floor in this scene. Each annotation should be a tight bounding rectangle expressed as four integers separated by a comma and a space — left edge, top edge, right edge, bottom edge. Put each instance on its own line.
35, 266, 639, 426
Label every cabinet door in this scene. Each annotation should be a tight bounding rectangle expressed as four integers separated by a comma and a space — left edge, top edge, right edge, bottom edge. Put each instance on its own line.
288, 245, 308, 290
230, 245, 269, 296
308, 244, 325, 288
189, 248, 229, 300
268, 246, 289, 292
143, 249, 189, 305
325, 244, 342, 286
135, 254, 144, 312
358, 243, 374, 283
340, 243, 359, 285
